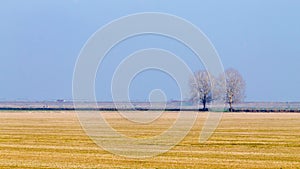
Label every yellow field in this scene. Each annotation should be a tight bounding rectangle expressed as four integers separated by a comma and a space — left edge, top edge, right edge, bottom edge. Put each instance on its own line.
0, 111, 299, 169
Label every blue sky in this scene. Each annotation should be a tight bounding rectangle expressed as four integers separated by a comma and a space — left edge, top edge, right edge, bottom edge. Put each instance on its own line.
0, 0, 300, 102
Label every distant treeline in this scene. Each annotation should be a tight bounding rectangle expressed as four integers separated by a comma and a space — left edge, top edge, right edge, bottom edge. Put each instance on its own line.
0, 107, 300, 112
230, 109, 300, 113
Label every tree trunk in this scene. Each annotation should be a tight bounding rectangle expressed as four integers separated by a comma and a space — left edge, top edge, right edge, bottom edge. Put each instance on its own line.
202, 95, 208, 111
229, 102, 233, 112
203, 100, 206, 110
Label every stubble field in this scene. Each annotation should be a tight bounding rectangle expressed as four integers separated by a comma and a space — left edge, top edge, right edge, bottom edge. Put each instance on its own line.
0, 111, 299, 169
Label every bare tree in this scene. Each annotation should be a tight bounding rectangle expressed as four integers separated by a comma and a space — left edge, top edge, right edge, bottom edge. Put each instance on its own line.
189, 70, 213, 110
225, 68, 246, 111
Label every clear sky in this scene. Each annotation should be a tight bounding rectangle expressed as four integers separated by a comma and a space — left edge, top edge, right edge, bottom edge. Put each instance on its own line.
0, 0, 300, 102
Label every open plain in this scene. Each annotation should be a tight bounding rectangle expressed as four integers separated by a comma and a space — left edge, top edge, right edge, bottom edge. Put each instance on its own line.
0, 111, 299, 169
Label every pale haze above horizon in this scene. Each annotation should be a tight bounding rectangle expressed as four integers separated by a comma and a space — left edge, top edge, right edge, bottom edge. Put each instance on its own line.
0, 0, 300, 102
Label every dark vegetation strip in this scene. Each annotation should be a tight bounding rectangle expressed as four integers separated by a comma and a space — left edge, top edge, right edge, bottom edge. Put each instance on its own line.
231, 109, 300, 112
0, 107, 201, 111
0, 107, 300, 112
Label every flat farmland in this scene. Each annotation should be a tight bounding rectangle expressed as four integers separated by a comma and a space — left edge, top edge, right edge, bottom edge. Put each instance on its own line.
0, 111, 299, 169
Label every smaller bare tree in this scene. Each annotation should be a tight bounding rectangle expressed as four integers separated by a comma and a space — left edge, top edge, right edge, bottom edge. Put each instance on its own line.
225, 68, 246, 111
189, 70, 213, 110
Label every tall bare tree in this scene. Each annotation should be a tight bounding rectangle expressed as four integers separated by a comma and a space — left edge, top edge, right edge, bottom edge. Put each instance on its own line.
225, 68, 246, 111
189, 70, 213, 110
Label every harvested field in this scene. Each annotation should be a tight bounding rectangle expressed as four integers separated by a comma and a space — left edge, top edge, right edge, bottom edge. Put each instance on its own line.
0, 111, 299, 169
